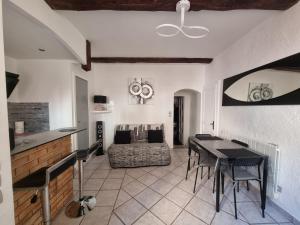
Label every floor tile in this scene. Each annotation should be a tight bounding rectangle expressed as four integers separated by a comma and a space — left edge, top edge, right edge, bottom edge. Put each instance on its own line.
185, 197, 216, 224
114, 199, 147, 225
138, 173, 158, 186
52, 208, 83, 225
177, 179, 196, 194
237, 202, 275, 224
166, 187, 193, 208
126, 168, 147, 179
150, 167, 170, 178
108, 213, 124, 225
96, 190, 119, 206
212, 210, 249, 225
196, 186, 215, 205
150, 179, 174, 195
84, 163, 100, 170
108, 169, 126, 179
150, 198, 182, 225
101, 179, 123, 190
142, 166, 157, 172
84, 179, 105, 191
123, 180, 147, 197
262, 202, 292, 223
115, 190, 132, 209
91, 170, 110, 179
173, 210, 206, 225
74, 190, 99, 199
122, 175, 135, 187
172, 166, 187, 177
162, 173, 183, 185
135, 188, 162, 209
133, 211, 165, 225
81, 206, 113, 225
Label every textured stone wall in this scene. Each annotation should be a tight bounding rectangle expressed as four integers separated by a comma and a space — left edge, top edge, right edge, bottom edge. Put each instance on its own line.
8, 102, 50, 133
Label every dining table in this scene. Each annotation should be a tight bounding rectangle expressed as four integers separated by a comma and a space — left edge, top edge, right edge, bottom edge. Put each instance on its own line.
189, 136, 269, 217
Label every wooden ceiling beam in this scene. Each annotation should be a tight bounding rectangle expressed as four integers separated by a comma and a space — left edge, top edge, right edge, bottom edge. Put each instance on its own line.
45, 0, 299, 11
91, 57, 213, 64
82, 40, 91, 71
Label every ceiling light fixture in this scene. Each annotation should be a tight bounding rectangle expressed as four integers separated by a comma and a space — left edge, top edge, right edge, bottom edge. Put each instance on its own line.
156, 0, 209, 39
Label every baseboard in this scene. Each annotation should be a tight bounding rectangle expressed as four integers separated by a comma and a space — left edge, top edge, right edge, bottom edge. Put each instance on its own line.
267, 198, 299, 224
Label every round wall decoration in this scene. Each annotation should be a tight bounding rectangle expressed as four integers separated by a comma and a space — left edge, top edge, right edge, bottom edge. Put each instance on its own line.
129, 78, 154, 104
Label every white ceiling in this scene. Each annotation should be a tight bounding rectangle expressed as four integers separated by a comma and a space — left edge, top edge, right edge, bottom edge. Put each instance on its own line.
59, 9, 279, 58
3, 3, 75, 60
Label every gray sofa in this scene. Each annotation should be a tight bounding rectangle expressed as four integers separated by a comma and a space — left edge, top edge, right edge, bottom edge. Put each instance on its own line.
108, 124, 171, 168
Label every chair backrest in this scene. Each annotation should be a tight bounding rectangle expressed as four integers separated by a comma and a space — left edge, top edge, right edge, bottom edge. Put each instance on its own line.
195, 134, 211, 139
188, 138, 209, 156
231, 139, 249, 148
230, 157, 263, 167
46, 152, 77, 184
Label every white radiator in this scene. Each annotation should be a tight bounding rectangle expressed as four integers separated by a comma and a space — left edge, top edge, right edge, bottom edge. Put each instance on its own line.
220, 130, 281, 198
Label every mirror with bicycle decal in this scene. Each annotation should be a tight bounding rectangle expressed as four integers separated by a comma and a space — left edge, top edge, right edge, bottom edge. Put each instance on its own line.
222, 52, 300, 106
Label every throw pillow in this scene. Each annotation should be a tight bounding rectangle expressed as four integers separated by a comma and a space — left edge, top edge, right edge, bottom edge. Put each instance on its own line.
115, 130, 131, 144
148, 130, 163, 143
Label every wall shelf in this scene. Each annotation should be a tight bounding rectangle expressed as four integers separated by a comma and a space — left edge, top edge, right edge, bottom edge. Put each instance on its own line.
91, 110, 112, 114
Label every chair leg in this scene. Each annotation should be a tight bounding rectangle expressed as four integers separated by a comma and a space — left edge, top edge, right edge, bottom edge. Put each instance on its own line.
201, 166, 203, 179
213, 177, 215, 193
233, 183, 238, 219
193, 152, 201, 193
186, 155, 191, 180
208, 167, 211, 179
246, 181, 250, 191
221, 173, 224, 194
237, 181, 240, 192
194, 165, 199, 193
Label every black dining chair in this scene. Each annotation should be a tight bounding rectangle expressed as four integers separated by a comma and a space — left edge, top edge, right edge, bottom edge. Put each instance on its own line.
186, 138, 217, 193
221, 157, 264, 219
231, 139, 250, 191
231, 139, 249, 148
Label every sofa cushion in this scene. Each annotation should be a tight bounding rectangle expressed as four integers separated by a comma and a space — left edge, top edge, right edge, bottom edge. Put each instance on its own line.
148, 130, 163, 143
115, 130, 131, 144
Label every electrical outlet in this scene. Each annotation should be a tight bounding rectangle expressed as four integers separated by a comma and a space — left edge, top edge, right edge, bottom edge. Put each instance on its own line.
277, 185, 282, 193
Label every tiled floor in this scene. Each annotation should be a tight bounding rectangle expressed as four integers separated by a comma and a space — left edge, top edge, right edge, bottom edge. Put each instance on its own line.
53, 148, 294, 225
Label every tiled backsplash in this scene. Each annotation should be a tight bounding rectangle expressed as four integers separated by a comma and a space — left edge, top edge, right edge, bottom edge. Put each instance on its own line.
8, 102, 50, 133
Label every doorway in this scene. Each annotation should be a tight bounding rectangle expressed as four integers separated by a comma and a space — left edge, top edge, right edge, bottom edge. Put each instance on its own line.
173, 89, 201, 147
174, 96, 184, 145
76, 76, 89, 149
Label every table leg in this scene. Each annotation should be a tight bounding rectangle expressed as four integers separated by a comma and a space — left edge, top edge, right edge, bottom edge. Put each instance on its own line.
262, 157, 268, 217
216, 159, 221, 212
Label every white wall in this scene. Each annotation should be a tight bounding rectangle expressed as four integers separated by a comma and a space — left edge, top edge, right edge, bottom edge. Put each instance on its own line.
91, 63, 205, 149
0, 1, 15, 224
7, 0, 87, 64
204, 2, 300, 220
175, 89, 201, 146
6, 58, 94, 146
8, 59, 74, 130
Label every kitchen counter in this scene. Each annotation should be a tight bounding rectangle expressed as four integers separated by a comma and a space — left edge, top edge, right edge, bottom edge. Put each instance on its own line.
11, 127, 85, 155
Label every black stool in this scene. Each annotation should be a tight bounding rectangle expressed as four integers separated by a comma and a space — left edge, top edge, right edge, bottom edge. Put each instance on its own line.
13, 153, 77, 225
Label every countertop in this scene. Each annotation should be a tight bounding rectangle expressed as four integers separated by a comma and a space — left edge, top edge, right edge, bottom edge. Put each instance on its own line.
11, 128, 86, 156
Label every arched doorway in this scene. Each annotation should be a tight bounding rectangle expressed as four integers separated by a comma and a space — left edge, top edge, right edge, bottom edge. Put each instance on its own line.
173, 89, 201, 147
